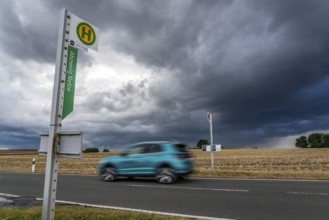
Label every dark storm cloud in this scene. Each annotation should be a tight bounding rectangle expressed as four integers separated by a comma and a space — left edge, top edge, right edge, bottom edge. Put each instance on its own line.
49, 0, 329, 148
82, 79, 149, 113
0, 1, 95, 66
208, 0, 329, 145
0, 1, 58, 63
82, 109, 208, 148
1, 0, 329, 149
0, 124, 40, 149
96, 0, 329, 147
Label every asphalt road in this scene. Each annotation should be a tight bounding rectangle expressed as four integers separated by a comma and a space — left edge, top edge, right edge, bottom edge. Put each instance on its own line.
0, 172, 329, 220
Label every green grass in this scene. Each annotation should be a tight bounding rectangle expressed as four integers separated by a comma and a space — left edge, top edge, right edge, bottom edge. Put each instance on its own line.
0, 206, 191, 220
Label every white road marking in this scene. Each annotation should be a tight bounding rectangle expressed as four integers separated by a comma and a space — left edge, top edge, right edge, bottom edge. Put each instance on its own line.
286, 191, 329, 196
52, 199, 235, 220
0, 193, 21, 198
0, 192, 235, 220
128, 184, 329, 197
129, 184, 249, 193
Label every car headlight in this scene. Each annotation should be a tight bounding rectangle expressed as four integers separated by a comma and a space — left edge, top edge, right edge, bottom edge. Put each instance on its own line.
99, 158, 107, 164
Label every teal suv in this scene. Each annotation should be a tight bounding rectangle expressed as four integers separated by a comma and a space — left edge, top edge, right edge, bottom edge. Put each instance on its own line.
98, 141, 194, 184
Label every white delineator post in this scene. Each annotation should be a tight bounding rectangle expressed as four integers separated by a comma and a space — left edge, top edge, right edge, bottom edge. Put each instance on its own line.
42, 8, 69, 220
32, 158, 35, 173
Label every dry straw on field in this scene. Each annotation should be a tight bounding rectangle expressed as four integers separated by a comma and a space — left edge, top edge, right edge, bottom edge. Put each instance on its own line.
193, 148, 329, 179
0, 148, 329, 179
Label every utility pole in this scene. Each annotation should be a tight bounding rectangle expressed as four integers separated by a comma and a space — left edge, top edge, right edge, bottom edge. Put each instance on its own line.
208, 112, 214, 176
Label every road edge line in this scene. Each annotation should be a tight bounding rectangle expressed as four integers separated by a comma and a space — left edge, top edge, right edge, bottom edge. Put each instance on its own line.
35, 198, 234, 220
0, 193, 22, 198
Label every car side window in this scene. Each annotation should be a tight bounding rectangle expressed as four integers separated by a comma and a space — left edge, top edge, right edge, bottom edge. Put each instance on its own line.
127, 145, 143, 155
174, 144, 187, 152
143, 144, 161, 154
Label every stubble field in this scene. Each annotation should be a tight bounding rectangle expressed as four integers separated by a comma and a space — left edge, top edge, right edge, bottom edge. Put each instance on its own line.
1, 148, 329, 179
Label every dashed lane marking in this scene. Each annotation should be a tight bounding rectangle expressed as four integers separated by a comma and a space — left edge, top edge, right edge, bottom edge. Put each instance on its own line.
129, 184, 249, 193
286, 191, 329, 196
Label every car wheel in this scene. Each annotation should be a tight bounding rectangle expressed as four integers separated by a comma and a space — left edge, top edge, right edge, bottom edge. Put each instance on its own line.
101, 166, 116, 182
155, 167, 177, 184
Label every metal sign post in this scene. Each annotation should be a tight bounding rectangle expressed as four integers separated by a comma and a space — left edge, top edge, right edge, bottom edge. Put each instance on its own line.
207, 112, 215, 176
41, 8, 99, 220
42, 8, 68, 220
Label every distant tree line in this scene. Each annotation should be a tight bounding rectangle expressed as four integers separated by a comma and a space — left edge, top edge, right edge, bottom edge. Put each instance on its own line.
196, 139, 209, 149
83, 147, 99, 153
295, 133, 329, 148
83, 148, 110, 153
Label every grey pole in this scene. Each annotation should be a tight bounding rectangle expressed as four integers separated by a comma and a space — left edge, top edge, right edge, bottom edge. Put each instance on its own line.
210, 116, 214, 176
42, 8, 69, 220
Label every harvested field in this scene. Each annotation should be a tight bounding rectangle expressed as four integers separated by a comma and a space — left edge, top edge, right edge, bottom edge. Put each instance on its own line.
0, 148, 328, 179
193, 148, 329, 179
0, 150, 38, 156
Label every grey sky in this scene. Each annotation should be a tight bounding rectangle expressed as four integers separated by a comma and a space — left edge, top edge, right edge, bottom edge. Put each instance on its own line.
1, 0, 329, 149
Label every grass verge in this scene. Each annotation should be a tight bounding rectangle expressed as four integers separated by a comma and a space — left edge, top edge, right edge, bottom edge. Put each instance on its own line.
0, 206, 192, 220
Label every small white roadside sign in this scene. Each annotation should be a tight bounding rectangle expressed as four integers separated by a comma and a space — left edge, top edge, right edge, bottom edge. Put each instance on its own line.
39, 132, 83, 159
203, 144, 222, 152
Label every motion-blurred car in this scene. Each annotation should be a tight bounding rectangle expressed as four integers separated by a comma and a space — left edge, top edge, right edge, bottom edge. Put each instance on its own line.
98, 141, 193, 183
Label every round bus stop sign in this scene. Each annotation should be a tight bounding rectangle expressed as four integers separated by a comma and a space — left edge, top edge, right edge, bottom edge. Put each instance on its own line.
76, 22, 96, 46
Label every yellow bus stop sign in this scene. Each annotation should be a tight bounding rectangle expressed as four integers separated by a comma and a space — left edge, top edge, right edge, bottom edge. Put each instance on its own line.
77, 22, 96, 46
69, 14, 99, 51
